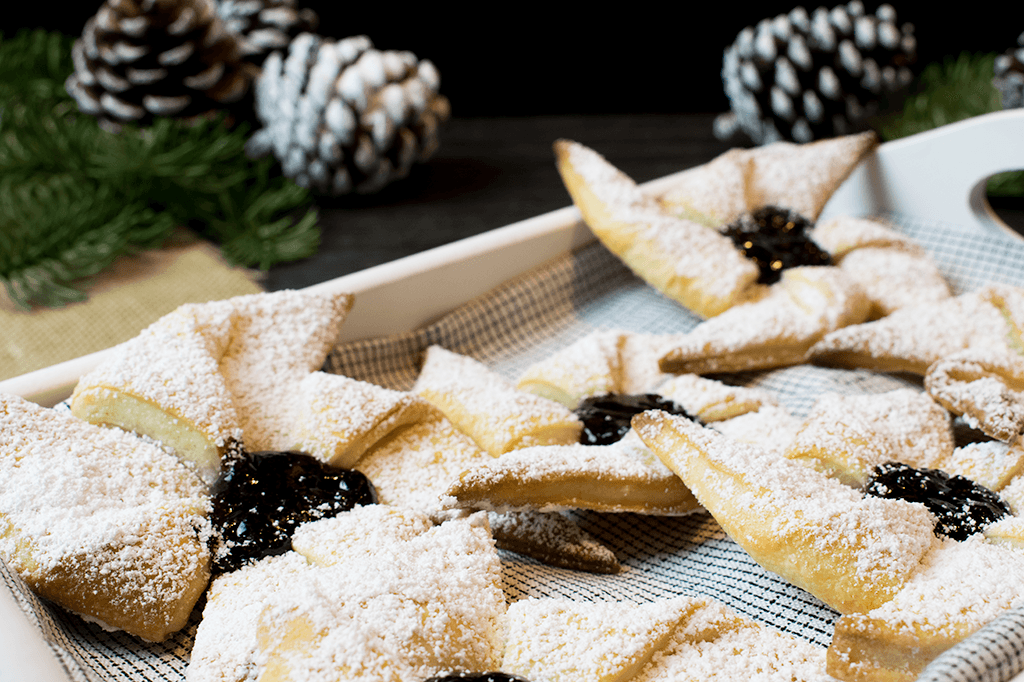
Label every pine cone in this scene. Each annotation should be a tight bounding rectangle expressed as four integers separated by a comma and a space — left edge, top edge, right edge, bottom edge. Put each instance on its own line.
65, 0, 255, 131
245, 33, 451, 196
717, 1, 916, 144
994, 32, 1024, 110
215, 0, 318, 66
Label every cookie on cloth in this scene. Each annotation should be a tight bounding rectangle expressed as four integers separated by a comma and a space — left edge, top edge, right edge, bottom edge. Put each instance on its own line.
784, 389, 954, 487
635, 410, 1024, 681
442, 429, 700, 517
502, 595, 827, 682
188, 506, 505, 682
413, 345, 582, 456
658, 266, 871, 375
71, 289, 354, 482
0, 394, 211, 642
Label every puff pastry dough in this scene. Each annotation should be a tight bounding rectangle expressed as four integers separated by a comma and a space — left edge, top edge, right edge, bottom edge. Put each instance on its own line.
414, 345, 582, 455
0, 394, 211, 641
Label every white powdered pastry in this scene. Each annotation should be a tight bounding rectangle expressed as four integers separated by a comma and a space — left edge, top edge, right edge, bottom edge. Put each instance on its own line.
656, 372, 779, 423
292, 372, 435, 467
942, 440, 1024, 492
414, 345, 582, 455
925, 347, 1024, 442
634, 411, 937, 615
0, 394, 211, 642
809, 286, 1020, 375
659, 266, 871, 375
355, 414, 493, 511
444, 429, 699, 516
785, 389, 954, 487
258, 507, 505, 682
836, 247, 952, 317
517, 330, 626, 407
810, 215, 924, 258
558, 139, 760, 318
198, 290, 354, 452
709, 404, 804, 456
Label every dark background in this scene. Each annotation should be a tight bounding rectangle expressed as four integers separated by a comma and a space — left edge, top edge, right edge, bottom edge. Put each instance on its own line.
3, 2, 1019, 117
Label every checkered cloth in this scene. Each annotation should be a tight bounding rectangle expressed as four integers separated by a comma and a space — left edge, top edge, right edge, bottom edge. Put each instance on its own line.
4, 212, 1024, 681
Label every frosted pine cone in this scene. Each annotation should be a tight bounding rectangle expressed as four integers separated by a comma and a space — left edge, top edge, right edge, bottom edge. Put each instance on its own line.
245, 33, 451, 196
65, 0, 255, 131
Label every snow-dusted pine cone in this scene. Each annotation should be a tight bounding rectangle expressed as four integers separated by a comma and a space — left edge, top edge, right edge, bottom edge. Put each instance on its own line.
245, 33, 451, 196
717, 1, 916, 144
994, 32, 1024, 110
65, 0, 255, 131
215, 0, 318, 65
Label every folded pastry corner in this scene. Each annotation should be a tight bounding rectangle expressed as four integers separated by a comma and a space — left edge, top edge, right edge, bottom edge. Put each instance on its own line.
414, 345, 582, 455
554, 138, 762, 319
1, 394, 211, 642
658, 266, 871, 375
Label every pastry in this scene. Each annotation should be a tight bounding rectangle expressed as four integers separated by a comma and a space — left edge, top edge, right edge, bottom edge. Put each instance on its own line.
808, 284, 1024, 376
924, 347, 1024, 442
71, 289, 354, 481
0, 393, 211, 641
413, 345, 582, 455
189, 505, 506, 682
635, 409, 1024, 681
292, 372, 436, 468
443, 429, 700, 516
658, 266, 871, 375
555, 139, 762, 318
485, 510, 621, 574
784, 388, 954, 487
502, 595, 827, 682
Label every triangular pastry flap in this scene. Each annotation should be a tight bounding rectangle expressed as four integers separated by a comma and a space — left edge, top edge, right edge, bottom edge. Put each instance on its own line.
501, 596, 701, 682
189, 552, 313, 682
487, 511, 621, 574
828, 537, 1024, 682
658, 266, 870, 375
0, 394, 211, 642
837, 247, 952, 318
656, 149, 750, 227
655, 373, 778, 423
255, 507, 504, 682
517, 330, 626, 408
809, 290, 1009, 375
354, 415, 493, 512
619, 332, 686, 394
414, 345, 581, 456
811, 215, 924, 258
70, 307, 242, 485
633, 600, 827, 682
943, 440, 1024, 493
709, 405, 803, 456
785, 389, 954, 488
444, 430, 699, 515
210, 289, 354, 453
634, 411, 937, 614
292, 372, 436, 468
924, 347, 1024, 442
554, 139, 760, 319
744, 131, 877, 220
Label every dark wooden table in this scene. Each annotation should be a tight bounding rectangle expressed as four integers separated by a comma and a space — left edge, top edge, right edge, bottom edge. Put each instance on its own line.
263, 113, 1024, 292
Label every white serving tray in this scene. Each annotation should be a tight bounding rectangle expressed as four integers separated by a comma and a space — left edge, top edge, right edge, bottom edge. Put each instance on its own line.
2, 109, 1024, 682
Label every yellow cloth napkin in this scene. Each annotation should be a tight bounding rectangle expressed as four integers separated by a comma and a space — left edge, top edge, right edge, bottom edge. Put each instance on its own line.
0, 230, 264, 382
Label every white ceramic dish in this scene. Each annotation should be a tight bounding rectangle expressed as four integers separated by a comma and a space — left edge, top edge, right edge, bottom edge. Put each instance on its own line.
2, 109, 1023, 682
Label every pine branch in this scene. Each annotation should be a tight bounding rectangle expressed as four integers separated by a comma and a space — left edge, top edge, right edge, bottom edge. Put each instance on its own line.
0, 29, 323, 309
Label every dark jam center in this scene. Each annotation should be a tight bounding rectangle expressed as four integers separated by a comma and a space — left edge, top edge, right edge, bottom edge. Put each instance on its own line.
721, 206, 831, 285
211, 450, 378, 573
575, 393, 698, 445
422, 674, 530, 682
864, 462, 1010, 541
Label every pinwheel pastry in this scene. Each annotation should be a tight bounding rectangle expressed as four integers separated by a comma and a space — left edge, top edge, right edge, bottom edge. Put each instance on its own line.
0, 393, 211, 642
555, 137, 951, 375
810, 284, 1024, 442
636, 410, 1024, 682
70, 289, 354, 483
